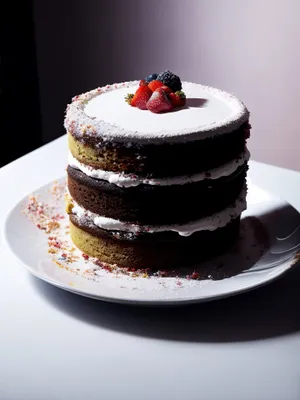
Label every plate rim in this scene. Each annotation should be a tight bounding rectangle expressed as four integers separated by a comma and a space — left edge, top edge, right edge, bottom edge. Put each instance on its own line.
4, 242, 294, 306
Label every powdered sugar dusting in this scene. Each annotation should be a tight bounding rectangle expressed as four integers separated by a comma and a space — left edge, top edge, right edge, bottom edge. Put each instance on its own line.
64, 81, 249, 144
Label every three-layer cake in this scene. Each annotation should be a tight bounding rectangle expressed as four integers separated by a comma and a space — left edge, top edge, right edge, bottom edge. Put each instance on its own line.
65, 71, 251, 270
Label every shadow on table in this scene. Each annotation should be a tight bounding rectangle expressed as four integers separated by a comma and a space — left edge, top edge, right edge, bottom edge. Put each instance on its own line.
32, 259, 300, 343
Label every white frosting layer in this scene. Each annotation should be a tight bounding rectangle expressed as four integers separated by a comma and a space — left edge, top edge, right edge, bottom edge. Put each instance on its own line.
71, 185, 247, 236
69, 149, 250, 188
65, 80, 249, 144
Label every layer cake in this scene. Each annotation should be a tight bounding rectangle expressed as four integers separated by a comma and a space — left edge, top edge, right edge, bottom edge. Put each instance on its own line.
65, 71, 251, 270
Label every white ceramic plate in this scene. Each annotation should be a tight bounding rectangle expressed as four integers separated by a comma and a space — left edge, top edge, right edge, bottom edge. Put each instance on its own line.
4, 177, 300, 305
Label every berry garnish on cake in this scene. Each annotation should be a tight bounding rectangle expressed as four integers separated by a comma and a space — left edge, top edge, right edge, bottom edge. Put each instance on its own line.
147, 88, 173, 113
139, 79, 148, 87
156, 70, 182, 92
168, 91, 186, 107
125, 85, 152, 110
145, 73, 158, 83
157, 70, 182, 92
148, 80, 165, 92
125, 70, 186, 113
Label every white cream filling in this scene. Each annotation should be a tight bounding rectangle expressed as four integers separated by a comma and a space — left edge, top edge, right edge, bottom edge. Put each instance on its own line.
68, 148, 250, 188
71, 185, 247, 236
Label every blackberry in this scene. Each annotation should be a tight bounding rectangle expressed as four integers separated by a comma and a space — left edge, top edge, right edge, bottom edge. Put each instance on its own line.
145, 73, 158, 83
157, 70, 182, 92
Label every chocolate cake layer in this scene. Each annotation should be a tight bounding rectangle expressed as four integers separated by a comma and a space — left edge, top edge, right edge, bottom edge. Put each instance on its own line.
68, 121, 250, 177
67, 164, 247, 225
69, 216, 240, 269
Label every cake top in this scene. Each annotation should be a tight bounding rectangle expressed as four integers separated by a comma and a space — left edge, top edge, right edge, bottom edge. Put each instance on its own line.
65, 75, 249, 144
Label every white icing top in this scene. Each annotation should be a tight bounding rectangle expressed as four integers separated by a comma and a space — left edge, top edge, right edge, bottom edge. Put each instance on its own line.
71, 185, 247, 236
65, 80, 249, 144
68, 148, 250, 188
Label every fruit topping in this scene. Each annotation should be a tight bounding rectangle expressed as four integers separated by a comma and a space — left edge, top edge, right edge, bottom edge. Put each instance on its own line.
125, 86, 152, 109
160, 85, 173, 94
145, 73, 158, 83
168, 90, 186, 107
132, 86, 152, 109
157, 70, 182, 92
146, 88, 173, 113
148, 79, 165, 92
125, 70, 186, 113
139, 79, 148, 87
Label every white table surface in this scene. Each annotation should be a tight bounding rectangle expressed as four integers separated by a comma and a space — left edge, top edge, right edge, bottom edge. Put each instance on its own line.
1, 135, 300, 400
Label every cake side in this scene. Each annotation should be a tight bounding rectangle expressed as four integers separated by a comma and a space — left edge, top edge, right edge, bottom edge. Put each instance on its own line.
65, 178, 247, 269
65, 72, 251, 270
67, 163, 248, 225
69, 218, 241, 270
67, 123, 249, 177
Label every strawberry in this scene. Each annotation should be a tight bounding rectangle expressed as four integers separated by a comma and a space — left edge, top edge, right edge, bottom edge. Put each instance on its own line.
139, 79, 148, 87
128, 86, 152, 109
168, 90, 186, 108
146, 88, 173, 113
160, 85, 172, 94
148, 79, 165, 92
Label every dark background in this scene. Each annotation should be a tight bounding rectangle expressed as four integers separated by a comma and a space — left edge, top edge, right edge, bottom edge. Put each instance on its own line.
1, 0, 193, 168
1, 0, 300, 170
1, 1, 42, 167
